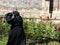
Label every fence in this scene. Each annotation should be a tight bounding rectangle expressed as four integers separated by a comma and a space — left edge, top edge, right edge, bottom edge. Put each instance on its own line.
23, 17, 60, 24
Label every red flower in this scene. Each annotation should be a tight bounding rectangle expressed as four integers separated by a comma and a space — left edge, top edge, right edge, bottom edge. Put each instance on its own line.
39, 16, 42, 19
57, 26, 60, 31
47, 16, 50, 20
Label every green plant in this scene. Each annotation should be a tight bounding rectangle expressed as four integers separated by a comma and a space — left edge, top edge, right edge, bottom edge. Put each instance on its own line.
23, 20, 60, 42
0, 17, 60, 43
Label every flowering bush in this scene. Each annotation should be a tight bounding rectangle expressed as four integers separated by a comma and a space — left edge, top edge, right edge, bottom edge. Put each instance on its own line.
23, 15, 60, 42
0, 16, 60, 42
23, 20, 60, 42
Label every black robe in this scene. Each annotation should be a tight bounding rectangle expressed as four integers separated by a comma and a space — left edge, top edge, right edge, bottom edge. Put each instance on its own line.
6, 13, 26, 45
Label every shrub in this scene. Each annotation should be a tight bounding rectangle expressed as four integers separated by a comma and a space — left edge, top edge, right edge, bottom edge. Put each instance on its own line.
0, 17, 60, 42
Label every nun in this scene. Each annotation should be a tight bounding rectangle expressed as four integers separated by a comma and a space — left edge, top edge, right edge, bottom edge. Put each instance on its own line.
6, 11, 26, 45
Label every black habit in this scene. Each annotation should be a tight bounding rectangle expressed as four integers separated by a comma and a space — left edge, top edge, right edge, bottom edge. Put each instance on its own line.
6, 11, 26, 45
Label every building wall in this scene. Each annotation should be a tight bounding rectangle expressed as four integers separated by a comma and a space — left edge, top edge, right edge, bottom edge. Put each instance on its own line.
0, 0, 60, 20
53, 0, 60, 11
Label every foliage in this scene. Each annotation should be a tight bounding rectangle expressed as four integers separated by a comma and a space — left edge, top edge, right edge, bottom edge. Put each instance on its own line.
23, 20, 60, 42
0, 18, 11, 40
0, 17, 60, 42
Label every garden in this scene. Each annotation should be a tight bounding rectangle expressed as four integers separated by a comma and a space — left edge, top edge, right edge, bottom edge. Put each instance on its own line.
0, 16, 60, 45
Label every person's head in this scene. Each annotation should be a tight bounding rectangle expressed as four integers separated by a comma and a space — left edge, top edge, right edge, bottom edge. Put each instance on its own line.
6, 12, 12, 18
13, 11, 20, 17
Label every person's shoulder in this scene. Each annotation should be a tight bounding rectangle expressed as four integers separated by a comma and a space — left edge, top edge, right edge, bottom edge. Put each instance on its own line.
5, 12, 12, 17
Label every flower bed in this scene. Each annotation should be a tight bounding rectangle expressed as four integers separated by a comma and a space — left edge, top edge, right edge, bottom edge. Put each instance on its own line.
0, 17, 60, 44
23, 20, 60, 43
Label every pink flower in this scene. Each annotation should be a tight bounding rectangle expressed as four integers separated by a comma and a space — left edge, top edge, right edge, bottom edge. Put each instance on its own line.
42, 21, 46, 26
39, 16, 42, 19
54, 17, 56, 19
